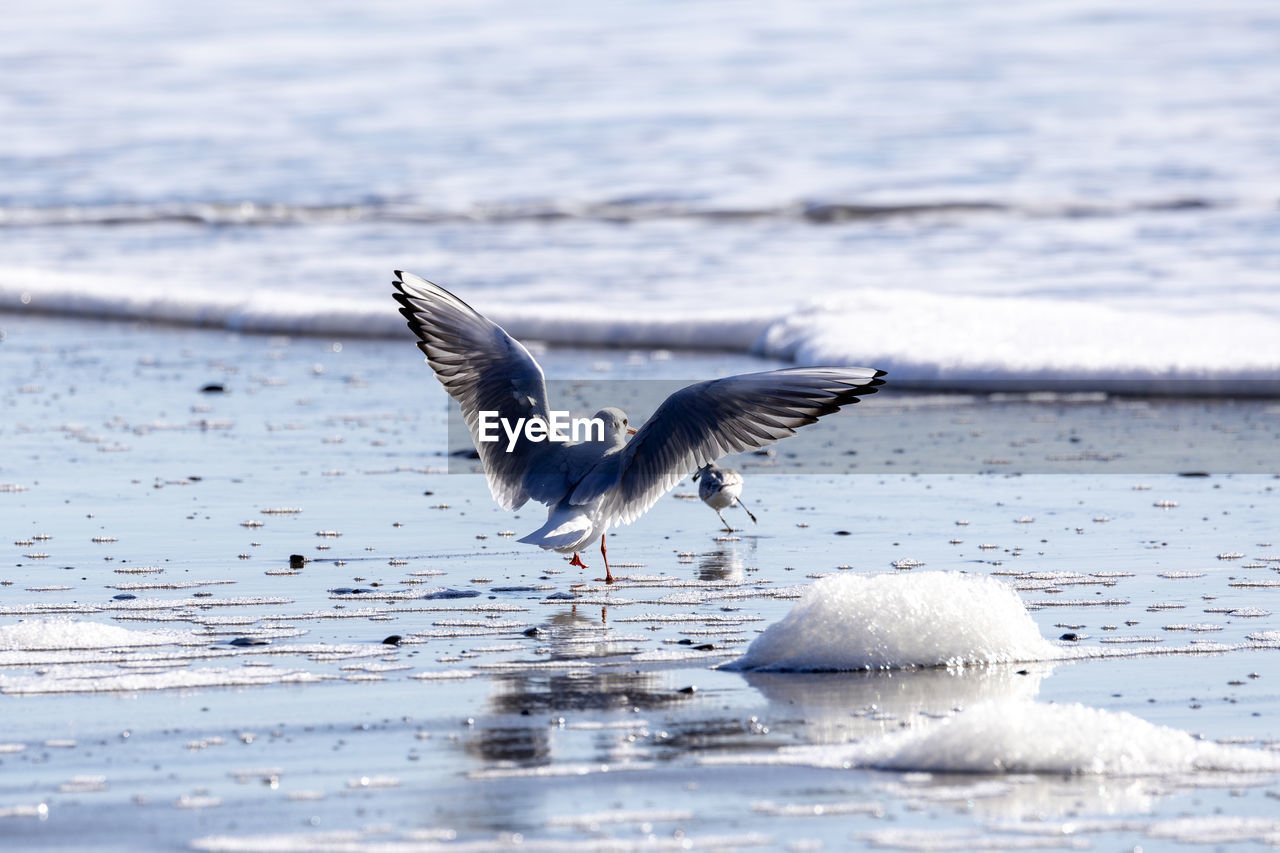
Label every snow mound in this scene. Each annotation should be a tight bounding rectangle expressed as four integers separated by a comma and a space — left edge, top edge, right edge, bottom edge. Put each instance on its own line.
726, 572, 1060, 672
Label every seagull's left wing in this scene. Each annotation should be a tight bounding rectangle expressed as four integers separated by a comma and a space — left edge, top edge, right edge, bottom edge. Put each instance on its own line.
393, 271, 554, 510
574, 366, 886, 526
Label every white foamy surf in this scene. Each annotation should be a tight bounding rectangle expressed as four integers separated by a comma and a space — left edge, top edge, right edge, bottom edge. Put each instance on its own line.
725, 572, 1062, 672
759, 290, 1280, 395
6, 267, 1277, 394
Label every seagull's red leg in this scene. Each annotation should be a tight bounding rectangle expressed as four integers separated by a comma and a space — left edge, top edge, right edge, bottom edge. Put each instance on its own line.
569, 552, 588, 569
600, 533, 614, 584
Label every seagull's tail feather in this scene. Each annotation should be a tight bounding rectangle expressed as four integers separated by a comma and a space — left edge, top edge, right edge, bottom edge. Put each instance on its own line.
518, 507, 596, 553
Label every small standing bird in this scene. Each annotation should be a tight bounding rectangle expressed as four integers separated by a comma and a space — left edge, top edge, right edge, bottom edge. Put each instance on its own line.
693, 462, 757, 532
392, 271, 885, 583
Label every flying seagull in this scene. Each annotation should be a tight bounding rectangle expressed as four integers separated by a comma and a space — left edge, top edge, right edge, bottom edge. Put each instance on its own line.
693, 462, 757, 532
392, 270, 885, 583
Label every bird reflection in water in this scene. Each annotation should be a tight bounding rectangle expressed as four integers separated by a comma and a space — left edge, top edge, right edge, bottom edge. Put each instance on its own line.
488, 669, 690, 717
463, 616, 698, 768
695, 537, 754, 583
462, 725, 551, 765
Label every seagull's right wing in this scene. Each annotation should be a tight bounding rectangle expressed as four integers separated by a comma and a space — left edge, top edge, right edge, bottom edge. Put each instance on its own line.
577, 366, 886, 526
393, 271, 552, 510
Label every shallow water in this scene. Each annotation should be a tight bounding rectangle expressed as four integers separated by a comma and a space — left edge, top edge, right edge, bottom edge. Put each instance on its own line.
3, 0, 1280, 386
2, 316, 1278, 850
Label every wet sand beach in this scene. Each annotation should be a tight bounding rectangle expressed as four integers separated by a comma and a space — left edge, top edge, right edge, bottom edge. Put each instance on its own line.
3, 314, 1279, 851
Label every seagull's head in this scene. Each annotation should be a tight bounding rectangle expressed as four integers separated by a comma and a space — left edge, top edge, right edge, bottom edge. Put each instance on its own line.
594, 407, 636, 442
691, 463, 715, 482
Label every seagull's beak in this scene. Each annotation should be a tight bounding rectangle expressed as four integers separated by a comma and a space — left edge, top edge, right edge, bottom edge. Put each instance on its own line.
627, 428, 637, 435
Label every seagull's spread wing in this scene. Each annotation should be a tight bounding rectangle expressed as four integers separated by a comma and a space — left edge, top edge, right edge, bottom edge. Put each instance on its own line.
575, 367, 886, 526
393, 271, 554, 510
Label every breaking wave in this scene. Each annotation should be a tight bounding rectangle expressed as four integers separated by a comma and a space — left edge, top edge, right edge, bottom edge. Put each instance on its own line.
4, 265, 1277, 395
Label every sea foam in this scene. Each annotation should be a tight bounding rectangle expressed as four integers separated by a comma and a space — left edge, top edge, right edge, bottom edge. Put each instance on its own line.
805, 700, 1280, 776
868, 701, 1280, 774
5, 268, 1279, 395
725, 572, 1061, 672
758, 289, 1280, 394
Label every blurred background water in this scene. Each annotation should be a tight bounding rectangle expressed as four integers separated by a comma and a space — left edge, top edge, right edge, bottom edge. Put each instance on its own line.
2, 0, 1279, 388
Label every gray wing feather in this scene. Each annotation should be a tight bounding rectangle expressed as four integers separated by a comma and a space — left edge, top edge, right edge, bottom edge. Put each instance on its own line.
577, 367, 886, 526
392, 271, 554, 510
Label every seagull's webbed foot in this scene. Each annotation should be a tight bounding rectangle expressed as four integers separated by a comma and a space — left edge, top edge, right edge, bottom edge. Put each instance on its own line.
736, 498, 758, 524
716, 509, 734, 533
569, 552, 589, 569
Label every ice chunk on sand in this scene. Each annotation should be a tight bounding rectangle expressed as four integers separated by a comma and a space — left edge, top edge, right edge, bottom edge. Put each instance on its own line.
0, 617, 194, 650
743, 700, 1280, 777
726, 572, 1060, 671
857, 700, 1280, 775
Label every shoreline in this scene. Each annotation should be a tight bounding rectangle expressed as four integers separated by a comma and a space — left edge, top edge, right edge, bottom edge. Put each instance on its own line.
4, 310, 1280, 399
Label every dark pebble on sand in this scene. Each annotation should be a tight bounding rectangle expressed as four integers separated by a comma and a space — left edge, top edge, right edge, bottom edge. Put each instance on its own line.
694, 643, 716, 651
112, 593, 136, 600
1059, 632, 1079, 641
289, 554, 307, 568
491, 585, 538, 592
677, 638, 693, 645
200, 383, 226, 393
423, 588, 480, 600
523, 627, 544, 637
835, 530, 851, 536
544, 592, 575, 600
677, 686, 697, 694
449, 448, 481, 459
229, 637, 269, 646
1177, 471, 1211, 478
381, 635, 402, 646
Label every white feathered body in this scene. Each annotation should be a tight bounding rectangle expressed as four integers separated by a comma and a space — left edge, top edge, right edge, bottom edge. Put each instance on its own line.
516, 420, 629, 554
697, 464, 744, 511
